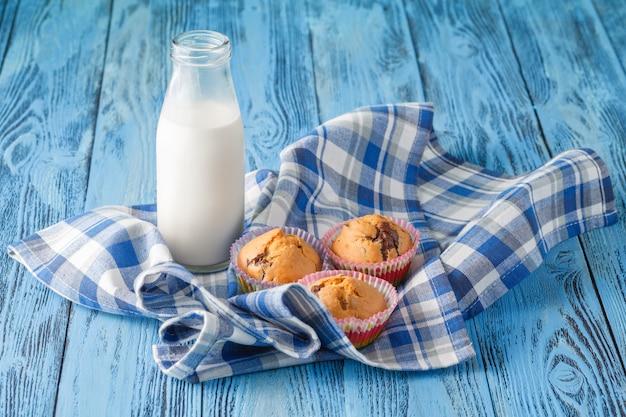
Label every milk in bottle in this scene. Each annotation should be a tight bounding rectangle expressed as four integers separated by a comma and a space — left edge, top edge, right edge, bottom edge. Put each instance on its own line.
156, 31, 244, 271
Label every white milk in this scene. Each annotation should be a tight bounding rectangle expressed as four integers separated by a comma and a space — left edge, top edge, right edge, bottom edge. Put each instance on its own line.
156, 100, 245, 268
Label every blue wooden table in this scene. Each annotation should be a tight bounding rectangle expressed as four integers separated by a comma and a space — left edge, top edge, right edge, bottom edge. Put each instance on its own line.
1, 0, 625, 415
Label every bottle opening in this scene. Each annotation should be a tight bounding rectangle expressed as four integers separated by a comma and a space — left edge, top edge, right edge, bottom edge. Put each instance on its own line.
171, 30, 232, 67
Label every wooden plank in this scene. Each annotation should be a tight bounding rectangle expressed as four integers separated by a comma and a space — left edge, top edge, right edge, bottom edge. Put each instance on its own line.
500, 0, 626, 370
2, 1, 624, 416
594, 0, 626, 71
305, 1, 497, 415
0, 264, 68, 417
0, 0, 110, 416
0, 1, 18, 66
203, 363, 346, 416
55, 1, 203, 416
60, 1, 338, 416
214, 0, 321, 172
84, 0, 166, 209
473, 239, 626, 415
56, 310, 202, 417
197, 2, 351, 415
404, 0, 551, 172
344, 356, 497, 417
306, 0, 425, 122
405, 0, 626, 415
578, 0, 626, 364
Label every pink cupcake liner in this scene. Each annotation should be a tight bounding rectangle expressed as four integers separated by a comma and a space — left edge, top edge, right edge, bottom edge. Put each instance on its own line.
299, 270, 399, 348
230, 226, 330, 293
321, 216, 421, 286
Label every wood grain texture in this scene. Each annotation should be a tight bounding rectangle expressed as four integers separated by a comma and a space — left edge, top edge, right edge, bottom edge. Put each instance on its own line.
305, 0, 498, 415
2, 0, 626, 416
212, 0, 320, 172
85, 0, 166, 208
203, 362, 346, 417
0, 0, 109, 415
0, 1, 18, 67
343, 359, 498, 417
405, 0, 626, 415
500, 0, 626, 370
307, 0, 424, 122
77, 1, 339, 416
0, 266, 69, 417
404, 0, 551, 174
198, 3, 347, 415
58, 2, 203, 416
56, 308, 202, 417
472, 240, 626, 416
594, 0, 626, 72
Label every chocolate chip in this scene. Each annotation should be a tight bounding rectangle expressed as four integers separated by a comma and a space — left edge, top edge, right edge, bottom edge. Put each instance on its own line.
248, 253, 272, 280
248, 253, 266, 266
373, 221, 399, 261
310, 285, 321, 294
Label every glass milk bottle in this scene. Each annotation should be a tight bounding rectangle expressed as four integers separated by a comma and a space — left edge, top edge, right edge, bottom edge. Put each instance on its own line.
156, 30, 245, 271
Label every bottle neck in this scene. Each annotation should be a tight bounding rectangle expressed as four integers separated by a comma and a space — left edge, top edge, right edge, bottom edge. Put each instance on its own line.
171, 30, 231, 67
165, 31, 238, 107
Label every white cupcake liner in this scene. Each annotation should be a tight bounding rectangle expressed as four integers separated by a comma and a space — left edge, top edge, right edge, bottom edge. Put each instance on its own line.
230, 226, 330, 293
321, 216, 421, 286
299, 270, 399, 348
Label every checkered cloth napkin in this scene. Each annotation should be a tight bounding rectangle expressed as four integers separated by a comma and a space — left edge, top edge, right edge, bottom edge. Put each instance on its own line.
8, 103, 617, 382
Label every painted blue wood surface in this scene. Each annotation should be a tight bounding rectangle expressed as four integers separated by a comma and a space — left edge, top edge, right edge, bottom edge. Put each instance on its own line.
0, 0, 625, 416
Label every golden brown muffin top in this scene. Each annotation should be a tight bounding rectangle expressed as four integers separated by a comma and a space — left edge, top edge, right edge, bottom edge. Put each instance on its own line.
330, 214, 413, 263
308, 274, 387, 320
237, 228, 322, 284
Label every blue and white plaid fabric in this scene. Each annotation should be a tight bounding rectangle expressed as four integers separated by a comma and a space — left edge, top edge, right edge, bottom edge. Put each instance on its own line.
8, 103, 617, 382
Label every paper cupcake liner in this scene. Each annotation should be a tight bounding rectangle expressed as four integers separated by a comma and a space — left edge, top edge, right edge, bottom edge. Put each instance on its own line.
321, 216, 421, 286
299, 270, 399, 348
230, 226, 330, 293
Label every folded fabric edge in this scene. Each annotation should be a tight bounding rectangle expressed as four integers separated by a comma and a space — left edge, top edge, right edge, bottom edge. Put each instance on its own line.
7, 241, 154, 318
153, 338, 477, 383
438, 147, 619, 319
153, 344, 344, 383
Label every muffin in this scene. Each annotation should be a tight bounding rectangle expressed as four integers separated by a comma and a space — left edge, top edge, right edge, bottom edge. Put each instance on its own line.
308, 274, 387, 320
322, 214, 421, 286
231, 226, 325, 292
300, 270, 398, 348
331, 214, 413, 263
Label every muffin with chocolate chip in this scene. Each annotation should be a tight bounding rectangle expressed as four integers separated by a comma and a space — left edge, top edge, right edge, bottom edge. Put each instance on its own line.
308, 274, 387, 320
322, 214, 421, 286
331, 214, 413, 263
231, 227, 325, 292
300, 270, 398, 348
